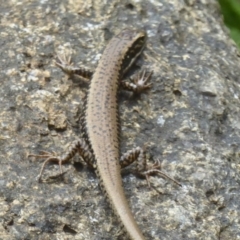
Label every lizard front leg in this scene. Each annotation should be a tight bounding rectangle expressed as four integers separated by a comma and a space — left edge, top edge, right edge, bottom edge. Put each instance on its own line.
121, 70, 152, 93
55, 54, 93, 80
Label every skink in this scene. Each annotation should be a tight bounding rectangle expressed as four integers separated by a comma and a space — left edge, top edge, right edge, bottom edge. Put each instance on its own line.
31, 29, 180, 240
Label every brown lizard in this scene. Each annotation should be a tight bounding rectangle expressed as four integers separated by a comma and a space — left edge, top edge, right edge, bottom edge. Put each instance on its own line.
30, 29, 180, 240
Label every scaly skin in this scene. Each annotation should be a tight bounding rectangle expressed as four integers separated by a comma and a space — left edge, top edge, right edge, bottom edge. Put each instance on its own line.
85, 29, 146, 240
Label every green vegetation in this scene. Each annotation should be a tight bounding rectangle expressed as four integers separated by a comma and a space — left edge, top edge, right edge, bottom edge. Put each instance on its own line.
218, 0, 240, 47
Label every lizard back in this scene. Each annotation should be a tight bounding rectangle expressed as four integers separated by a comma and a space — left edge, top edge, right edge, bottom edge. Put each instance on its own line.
85, 29, 146, 240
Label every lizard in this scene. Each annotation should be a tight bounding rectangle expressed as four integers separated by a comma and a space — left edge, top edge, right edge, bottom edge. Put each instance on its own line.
30, 28, 181, 240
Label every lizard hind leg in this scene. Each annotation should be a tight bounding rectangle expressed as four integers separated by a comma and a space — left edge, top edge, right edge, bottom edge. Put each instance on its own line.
120, 146, 181, 187
29, 138, 94, 182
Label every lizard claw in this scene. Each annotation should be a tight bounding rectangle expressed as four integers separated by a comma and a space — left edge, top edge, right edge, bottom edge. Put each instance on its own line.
29, 152, 63, 182
143, 158, 182, 187
55, 53, 76, 75
131, 70, 153, 93
28, 151, 57, 159
121, 70, 153, 93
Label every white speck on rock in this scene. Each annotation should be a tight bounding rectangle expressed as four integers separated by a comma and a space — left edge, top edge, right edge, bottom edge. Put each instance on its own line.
157, 115, 165, 127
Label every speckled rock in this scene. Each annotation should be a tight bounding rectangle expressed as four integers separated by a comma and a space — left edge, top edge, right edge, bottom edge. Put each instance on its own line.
0, 0, 240, 240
